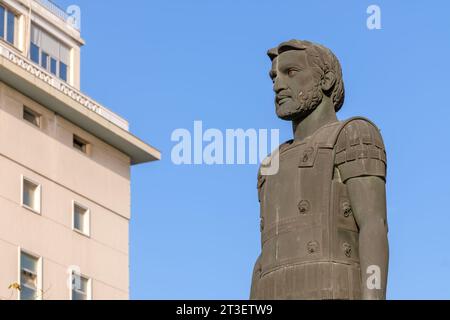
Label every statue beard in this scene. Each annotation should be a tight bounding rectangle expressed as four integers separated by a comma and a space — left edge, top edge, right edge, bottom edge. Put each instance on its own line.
294, 82, 323, 119
277, 82, 323, 121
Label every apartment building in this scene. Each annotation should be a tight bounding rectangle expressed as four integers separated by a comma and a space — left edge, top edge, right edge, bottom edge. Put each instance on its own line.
0, 0, 160, 300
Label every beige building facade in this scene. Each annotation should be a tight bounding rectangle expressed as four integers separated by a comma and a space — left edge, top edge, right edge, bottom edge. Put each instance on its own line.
0, 0, 160, 300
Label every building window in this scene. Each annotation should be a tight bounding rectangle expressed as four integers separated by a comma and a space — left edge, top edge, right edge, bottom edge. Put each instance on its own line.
41, 51, 49, 69
30, 43, 40, 64
20, 252, 41, 300
23, 106, 41, 128
73, 202, 90, 236
0, 5, 16, 45
73, 135, 88, 154
30, 24, 70, 82
71, 272, 91, 300
60, 62, 68, 81
21, 177, 41, 214
50, 57, 57, 75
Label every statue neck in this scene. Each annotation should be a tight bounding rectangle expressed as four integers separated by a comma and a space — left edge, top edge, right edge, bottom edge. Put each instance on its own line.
292, 96, 338, 141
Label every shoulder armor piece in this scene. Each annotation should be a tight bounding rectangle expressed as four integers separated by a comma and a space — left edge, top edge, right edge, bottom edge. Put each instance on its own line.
335, 118, 387, 182
335, 118, 386, 164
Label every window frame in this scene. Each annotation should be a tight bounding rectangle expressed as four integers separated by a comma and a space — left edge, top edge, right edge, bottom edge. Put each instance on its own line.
23, 106, 41, 128
59, 61, 68, 82
18, 248, 43, 301
30, 42, 40, 64
41, 51, 49, 70
70, 271, 92, 300
21, 175, 42, 215
0, 4, 17, 47
29, 23, 71, 83
73, 134, 90, 155
50, 56, 58, 75
6, 9, 15, 44
72, 201, 91, 237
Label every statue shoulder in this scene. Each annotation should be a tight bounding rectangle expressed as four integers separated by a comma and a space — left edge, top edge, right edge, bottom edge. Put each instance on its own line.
335, 117, 387, 182
336, 117, 386, 152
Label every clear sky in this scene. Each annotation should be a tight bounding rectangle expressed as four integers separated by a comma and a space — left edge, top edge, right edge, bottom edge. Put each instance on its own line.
55, 0, 450, 299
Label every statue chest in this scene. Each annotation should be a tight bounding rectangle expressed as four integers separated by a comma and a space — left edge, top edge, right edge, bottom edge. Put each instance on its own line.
259, 141, 333, 232
258, 138, 361, 274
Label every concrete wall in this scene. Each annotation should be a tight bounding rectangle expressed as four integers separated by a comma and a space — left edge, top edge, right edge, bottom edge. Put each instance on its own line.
0, 82, 131, 300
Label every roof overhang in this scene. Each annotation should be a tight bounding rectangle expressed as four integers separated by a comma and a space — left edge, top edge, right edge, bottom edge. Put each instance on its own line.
0, 45, 161, 165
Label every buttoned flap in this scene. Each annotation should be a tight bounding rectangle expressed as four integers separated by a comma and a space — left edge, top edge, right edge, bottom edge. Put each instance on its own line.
297, 121, 346, 168
334, 182, 359, 232
298, 144, 319, 167
334, 228, 360, 263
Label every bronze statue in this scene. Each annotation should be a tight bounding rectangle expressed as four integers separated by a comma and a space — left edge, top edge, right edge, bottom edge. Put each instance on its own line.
250, 40, 389, 300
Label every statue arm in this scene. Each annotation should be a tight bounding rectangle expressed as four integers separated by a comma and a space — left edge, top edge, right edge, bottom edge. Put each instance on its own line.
335, 119, 389, 299
346, 176, 389, 300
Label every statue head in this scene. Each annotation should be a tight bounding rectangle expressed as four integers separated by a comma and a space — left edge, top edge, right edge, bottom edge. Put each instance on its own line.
268, 40, 345, 121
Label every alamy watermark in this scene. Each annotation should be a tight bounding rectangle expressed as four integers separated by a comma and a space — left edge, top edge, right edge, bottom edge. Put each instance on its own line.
171, 121, 280, 175
367, 4, 382, 30
66, 5, 81, 30
366, 265, 382, 290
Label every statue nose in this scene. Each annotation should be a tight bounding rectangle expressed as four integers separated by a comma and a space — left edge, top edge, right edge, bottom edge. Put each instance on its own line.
273, 78, 287, 93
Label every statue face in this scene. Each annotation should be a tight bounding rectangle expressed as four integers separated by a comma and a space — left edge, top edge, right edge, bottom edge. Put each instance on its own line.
270, 50, 323, 120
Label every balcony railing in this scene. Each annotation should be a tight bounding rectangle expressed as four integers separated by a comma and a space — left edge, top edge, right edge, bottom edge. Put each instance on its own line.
34, 0, 79, 30
0, 42, 129, 131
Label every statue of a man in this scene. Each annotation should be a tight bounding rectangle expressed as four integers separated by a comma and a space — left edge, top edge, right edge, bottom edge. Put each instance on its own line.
250, 40, 389, 300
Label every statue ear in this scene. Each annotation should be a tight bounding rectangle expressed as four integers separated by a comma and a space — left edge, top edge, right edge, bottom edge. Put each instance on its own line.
321, 71, 336, 92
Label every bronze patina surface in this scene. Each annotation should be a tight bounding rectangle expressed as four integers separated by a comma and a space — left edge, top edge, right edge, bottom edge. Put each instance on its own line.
251, 40, 389, 300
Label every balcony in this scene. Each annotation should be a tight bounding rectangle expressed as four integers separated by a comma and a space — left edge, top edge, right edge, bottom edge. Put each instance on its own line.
34, 0, 80, 30
0, 40, 160, 164
0, 41, 129, 131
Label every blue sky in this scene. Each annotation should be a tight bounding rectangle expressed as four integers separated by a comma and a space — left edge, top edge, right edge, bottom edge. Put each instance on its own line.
55, 0, 450, 299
